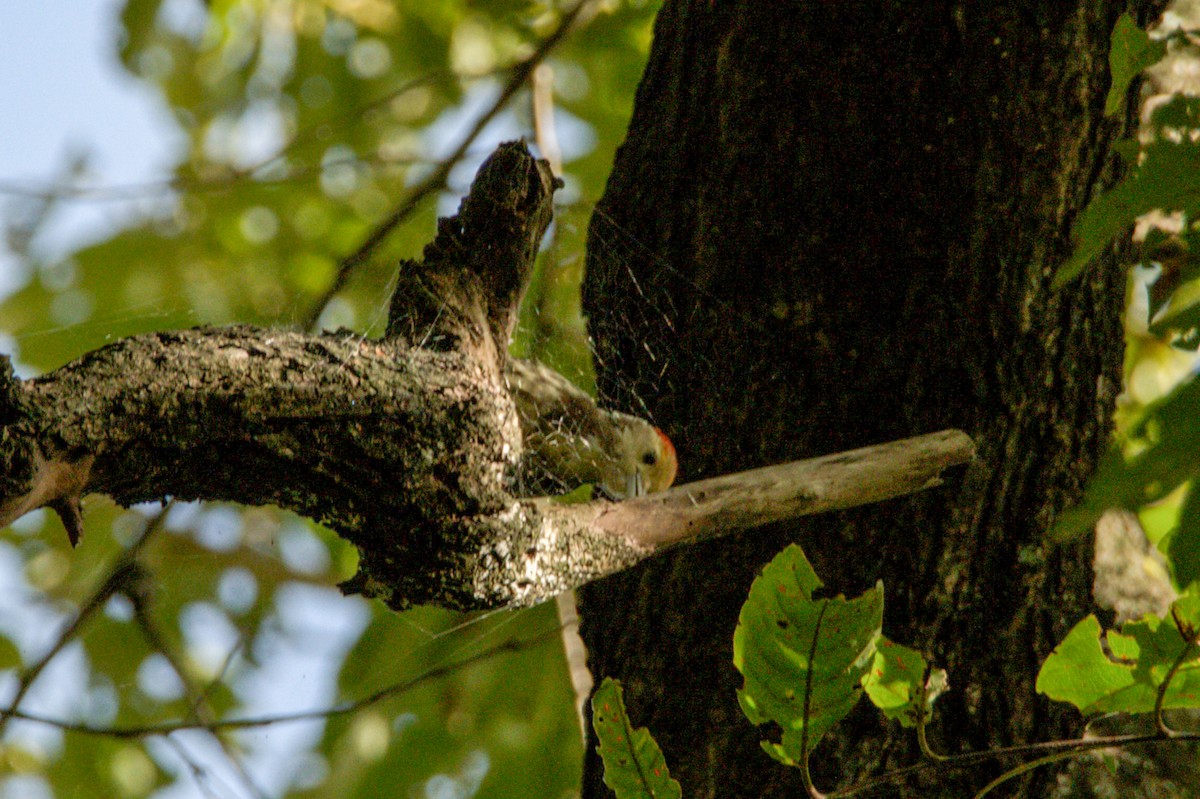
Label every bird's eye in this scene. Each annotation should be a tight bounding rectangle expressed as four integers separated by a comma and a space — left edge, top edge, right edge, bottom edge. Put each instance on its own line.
642, 452, 657, 466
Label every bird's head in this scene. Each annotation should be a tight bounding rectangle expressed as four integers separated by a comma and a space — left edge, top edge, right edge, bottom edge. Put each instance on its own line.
607, 419, 678, 499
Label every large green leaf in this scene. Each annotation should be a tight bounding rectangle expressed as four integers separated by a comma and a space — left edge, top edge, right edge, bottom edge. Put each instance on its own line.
1037, 595, 1200, 715
1056, 93, 1200, 291
591, 677, 681, 799
733, 544, 882, 766
1056, 131, 1200, 288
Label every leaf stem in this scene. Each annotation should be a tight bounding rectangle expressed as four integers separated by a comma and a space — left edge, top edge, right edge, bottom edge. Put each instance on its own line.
915, 664, 946, 762
971, 750, 1081, 799
1156, 605, 1200, 737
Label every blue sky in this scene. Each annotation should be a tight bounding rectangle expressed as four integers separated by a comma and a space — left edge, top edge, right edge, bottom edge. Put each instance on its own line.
0, 0, 179, 283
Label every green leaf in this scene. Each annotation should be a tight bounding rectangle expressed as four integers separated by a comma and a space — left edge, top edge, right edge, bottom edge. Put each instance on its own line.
1053, 373, 1200, 542
1111, 138, 1143, 163
0, 632, 19, 671
591, 678, 682, 799
733, 544, 882, 765
1173, 591, 1200, 634
1143, 226, 1200, 337
117, 0, 166, 70
1037, 602, 1200, 715
1036, 615, 1138, 714
1166, 484, 1200, 590
862, 637, 946, 728
1055, 93, 1200, 289
1056, 135, 1200, 288
1105, 14, 1166, 117
1149, 93, 1200, 130
1148, 280, 1200, 341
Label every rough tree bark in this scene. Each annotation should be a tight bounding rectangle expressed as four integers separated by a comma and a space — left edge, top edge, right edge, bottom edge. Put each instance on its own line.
579, 2, 1162, 797
0, 144, 651, 610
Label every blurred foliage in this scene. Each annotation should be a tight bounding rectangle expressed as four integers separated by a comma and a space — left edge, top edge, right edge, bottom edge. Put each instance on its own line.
0, 0, 661, 796
1053, 18, 1200, 603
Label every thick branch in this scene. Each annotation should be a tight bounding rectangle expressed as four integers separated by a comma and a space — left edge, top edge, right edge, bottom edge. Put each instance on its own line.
0, 141, 975, 612
386, 141, 559, 360
0, 327, 973, 609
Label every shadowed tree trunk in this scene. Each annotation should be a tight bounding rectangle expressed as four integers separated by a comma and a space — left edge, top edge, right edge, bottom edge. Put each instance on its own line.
578, 2, 1161, 796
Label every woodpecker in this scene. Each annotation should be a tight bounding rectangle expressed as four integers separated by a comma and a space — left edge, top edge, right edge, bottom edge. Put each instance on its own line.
504, 358, 677, 499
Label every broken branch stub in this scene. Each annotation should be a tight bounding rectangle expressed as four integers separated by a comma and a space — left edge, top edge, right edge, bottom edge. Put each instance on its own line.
0, 140, 976, 611
387, 141, 560, 362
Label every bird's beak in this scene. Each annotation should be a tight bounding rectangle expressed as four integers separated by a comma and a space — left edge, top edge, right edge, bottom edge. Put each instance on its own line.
627, 471, 645, 499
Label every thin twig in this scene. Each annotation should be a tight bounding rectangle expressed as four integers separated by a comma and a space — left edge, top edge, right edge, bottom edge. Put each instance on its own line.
0, 509, 165, 735
823, 730, 1200, 798
163, 735, 235, 799
0, 74, 452, 204
971, 750, 1082, 799
131, 593, 270, 799
8, 625, 563, 739
194, 635, 247, 714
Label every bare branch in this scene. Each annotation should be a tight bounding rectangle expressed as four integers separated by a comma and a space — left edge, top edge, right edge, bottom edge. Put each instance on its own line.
7, 626, 564, 739
582, 429, 975, 547
0, 511, 162, 735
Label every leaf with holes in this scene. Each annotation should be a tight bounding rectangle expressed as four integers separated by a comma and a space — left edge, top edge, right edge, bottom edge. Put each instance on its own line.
733, 544, 883, 766
1037, 598, 1200, 716
591, 678, 681, 799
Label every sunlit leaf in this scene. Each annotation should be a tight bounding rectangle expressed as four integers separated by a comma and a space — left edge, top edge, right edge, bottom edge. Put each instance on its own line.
862, 637, 946, 728
1037, 599, 1200, 715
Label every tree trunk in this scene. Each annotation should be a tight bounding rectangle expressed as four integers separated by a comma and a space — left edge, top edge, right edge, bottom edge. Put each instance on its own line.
579, 2, 1159, 796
